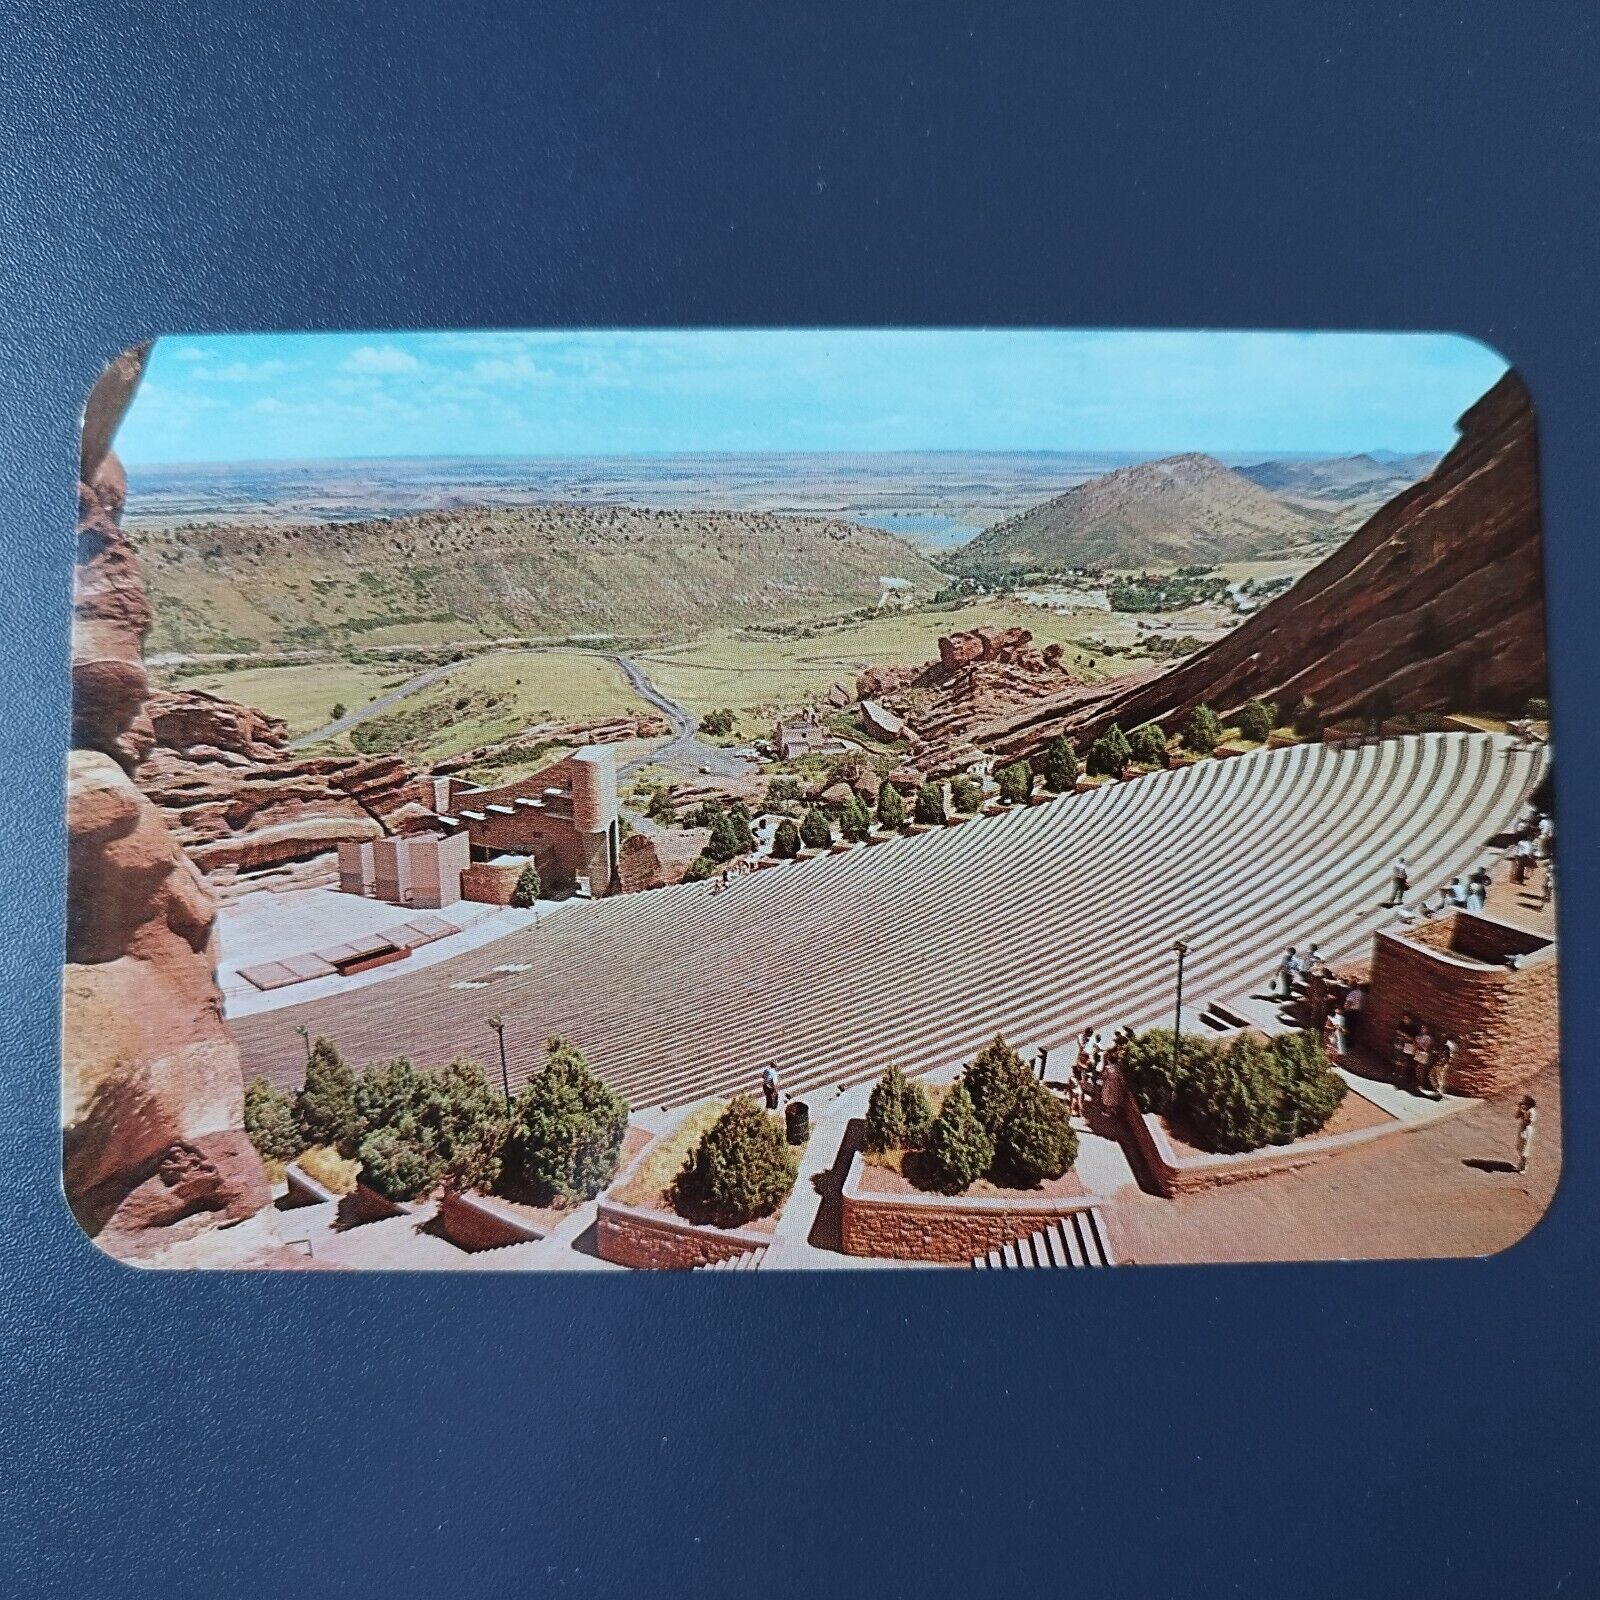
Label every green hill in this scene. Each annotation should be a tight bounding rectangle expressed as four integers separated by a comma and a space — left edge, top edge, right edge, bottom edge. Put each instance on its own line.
137, 503, 945, 654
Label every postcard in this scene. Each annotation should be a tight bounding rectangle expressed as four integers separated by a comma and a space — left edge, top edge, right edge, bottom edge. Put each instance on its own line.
63, 329, 1555, 1270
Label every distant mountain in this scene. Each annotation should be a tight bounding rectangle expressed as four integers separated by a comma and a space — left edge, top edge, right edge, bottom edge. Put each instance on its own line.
136, 503, 945, 654
1237, 452, 1440, 503
951, 453, 1329, 573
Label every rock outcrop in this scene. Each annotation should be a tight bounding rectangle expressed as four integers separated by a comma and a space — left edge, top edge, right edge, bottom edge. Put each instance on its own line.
64, 350, 274, 1263
959, 372, 1547, 767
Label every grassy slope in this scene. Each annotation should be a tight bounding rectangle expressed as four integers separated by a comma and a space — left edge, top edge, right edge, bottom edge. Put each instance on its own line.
137, 503, 945, 654
162, 662, 411, 738
633, 599, 1119, 717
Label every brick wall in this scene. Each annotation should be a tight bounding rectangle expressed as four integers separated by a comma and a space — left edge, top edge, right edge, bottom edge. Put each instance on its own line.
460, 860, 525, 905
435, 1188, 545, 1250
1366, 913, 1558, 1097
594, 1196, 769, 1269
838, 1153, 1096, 1263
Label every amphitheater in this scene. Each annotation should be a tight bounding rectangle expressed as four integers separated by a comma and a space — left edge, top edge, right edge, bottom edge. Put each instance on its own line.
233, 732, 1547, 1110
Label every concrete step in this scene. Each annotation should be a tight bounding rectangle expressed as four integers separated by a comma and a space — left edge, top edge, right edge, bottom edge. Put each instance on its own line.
972, 1209, 1115, 1269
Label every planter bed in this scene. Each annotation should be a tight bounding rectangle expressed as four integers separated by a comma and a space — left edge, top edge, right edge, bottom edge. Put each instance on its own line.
1118, 1080, 1412, 1198
841, 1150, 1098, 1264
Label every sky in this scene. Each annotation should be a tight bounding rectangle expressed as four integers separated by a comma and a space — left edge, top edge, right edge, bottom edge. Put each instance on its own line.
111, 328, 1509, 465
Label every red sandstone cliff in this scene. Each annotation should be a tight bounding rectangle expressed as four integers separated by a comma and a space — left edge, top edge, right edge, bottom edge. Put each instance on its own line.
64, 350, 274, 1262
959, 371, 1546, 767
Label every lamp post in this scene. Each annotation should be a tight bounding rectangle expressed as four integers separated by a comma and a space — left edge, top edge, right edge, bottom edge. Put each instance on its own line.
1170, 938, 1191, 1077
488, 1015, 511, 1111
293, 1024, 311, 1066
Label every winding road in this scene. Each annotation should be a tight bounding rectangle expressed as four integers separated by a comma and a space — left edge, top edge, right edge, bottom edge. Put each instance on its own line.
291, 647, 756, 782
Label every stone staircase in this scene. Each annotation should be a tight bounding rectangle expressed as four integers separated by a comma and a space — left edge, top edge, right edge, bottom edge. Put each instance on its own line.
972, 1208, 1116, 1269
693, 1246, 767, 1272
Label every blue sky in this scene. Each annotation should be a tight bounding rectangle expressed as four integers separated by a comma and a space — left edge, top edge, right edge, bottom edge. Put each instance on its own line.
113, 328, 1508, 464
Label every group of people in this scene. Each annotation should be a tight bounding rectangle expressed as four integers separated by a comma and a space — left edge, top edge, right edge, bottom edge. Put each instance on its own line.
1387, 1012, 1459, 1100
1272, 943, 1334, 1002
1038, 1026, 1131, 1120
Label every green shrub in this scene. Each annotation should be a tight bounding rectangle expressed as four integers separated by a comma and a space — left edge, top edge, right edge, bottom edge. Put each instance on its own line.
1182, 703, 1224, 754
1268, 1029, 1348, 1140
684, 853, 718, 882
1128, 722, 1169, 767
1292, 696, 1321, 738
772, 818, 801, 859
962, 1035, 1036, 1137
949, 775, 983, 814
244, 1075, 302, 1163
356, 1126, 442, 1202
839, 794, 873, 840
1039, 735, 1078, 791
997, 760, 1034, 804
330, 701, 347, 721
509, 860, 541, 908
1525, 696, 1550, 721
914, 783, 946, 825
876, 783, 907, 832
864, 1063, 934, 1153
698, 708, 736, 736
434, 1056, 509, 1192
1177, 1034, 1285, 1154
675, 1095, 797, 1223
995, 1079, 1078, 1186
707, 806, 753, 862
1086, 723, 1132, 777
1118, 1028, 1210, 1116
646, 784, 678, 823
503, 1038, 630, 1203
293, 1037, 361, 1155
1236, 699, 1276, 744
800, 808, 833, 849
923, 1082, 995, 1195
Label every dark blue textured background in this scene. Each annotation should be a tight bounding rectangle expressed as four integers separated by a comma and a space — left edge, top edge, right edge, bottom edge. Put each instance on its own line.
2, 4, 1596, 1595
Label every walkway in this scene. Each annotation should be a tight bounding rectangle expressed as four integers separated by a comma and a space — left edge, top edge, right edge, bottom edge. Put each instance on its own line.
608, 653, 756, 779
233, 734, 1546, 1114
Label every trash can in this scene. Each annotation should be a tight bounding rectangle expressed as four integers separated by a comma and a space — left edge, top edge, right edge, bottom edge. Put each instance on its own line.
785, 1099, 810, 1146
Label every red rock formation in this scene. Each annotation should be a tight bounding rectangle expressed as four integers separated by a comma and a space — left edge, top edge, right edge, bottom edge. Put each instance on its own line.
616, 827, 713, 892
64, 350, 273, 1262
970, 372, 1546, 767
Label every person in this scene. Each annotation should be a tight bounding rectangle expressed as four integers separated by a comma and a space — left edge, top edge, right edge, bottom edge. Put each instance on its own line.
1515, 799, 1539, 838
1343, 982, 1365, 1044
1388, 857, 1409, 907
1412, 1024, 1434, 1095
1430, 1035, 1457, 1101
1541, 860, 1555, 909
760, 1063, 779, 1111
1393, 1012, 1419, 1083
1447, 874, 1469, 909
1467, 867, 1489, 913
1516, 1095, 1538, 1174
1512, 835, 1536, 885
1274, 947, 1298, 1000
1420, 886, 1449, 918
1538, 812, 1555, 860
1325, 1007, 1347, 1062
1301, 943, 1321, 979
1035, 1045, 1049, 1081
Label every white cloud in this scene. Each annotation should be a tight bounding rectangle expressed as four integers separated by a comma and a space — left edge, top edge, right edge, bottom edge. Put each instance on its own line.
172, 345, 211, 362
194, 359, 293, 383
341, 344, 420, 375
468, 352, 554, 387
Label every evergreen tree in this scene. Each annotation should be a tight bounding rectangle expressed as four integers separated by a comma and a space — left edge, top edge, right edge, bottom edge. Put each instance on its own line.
772, 818, 801, 859
509, 860, 541, 908
1039, 735, 1078, 791
876, 782, 907, 832
355, 1126, 442, 1202
293, 1037, 360, 1154
839, 794, 873, 841
1182, 703, 1224, 755
243, 1075, 302, 1163
503, 1038, 630, 1202
1237, 699, 1276, 744
684, 853, 718, 882
949, 775, 983, 814
865, 1063, 934, 1152
799, 808, 834, 850
962, 1035, 1035, 1137
997, 760, 1034, 804
707, 809, 746, 862
675, 1095, 798, 1223
1292, 696, 1321, 738
1128, 722, 1169, 767
914, 782, 946, 825
923, 1082, 994, 1195
1086, 723, 1133, 777
996, 1078, 1078, 1185
434, 1057, 509, 1192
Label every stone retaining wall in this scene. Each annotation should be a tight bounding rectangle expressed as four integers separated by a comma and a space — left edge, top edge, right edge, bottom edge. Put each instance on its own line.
595, 1196, 771, 1269
435, 1188, 547, 1250
839, 1152, 1098, 1263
